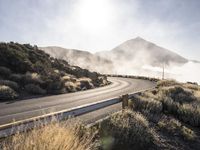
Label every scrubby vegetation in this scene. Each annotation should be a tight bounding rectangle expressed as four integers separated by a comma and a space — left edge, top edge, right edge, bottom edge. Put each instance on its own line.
1, 110, 157, 150
129, 79, 200, 149
1, 121, 95, 150
97, 110, 156, 150
0, 85, 18, 100
1, 78, 200, 150
0, 42, 108, 100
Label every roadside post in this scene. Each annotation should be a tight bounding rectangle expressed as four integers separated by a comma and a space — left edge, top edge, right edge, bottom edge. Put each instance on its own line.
121, 94, 129, 109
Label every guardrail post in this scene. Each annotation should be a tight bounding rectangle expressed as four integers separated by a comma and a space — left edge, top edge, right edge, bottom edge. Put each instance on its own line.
121, 94, 129, 109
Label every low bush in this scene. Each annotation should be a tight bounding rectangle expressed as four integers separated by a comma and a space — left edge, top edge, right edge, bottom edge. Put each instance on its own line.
161, 86, 196, 104
64, 81, 79, 92
132, 95, 163, 114
184, 83, 199, 91
22, 72, 43, 85
0, 80, 19, 91
9, 74, 23, 83
78, 78, 94, 90
46, 81, 66, 94
157, 79, 179, 87
0, 66, 11, 78
158, 117, 196, 140
177, 104, 200, 127
98, 110, 155, 150
159, 91, 200, 127
25, 84, 46, 95
161, 97, 180, 115
0, 85, 18, 100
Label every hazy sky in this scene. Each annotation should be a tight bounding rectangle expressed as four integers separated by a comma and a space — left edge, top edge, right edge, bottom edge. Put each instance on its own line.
0, 0, 200, 60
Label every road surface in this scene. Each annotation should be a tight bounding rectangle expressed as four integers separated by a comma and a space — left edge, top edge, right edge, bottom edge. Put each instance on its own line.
0, 77, 155, 126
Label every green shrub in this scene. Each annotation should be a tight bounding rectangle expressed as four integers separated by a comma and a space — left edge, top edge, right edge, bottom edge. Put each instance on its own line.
98, 110, 155, 150
9, 73, 23, 83
22, 72, 43, 85
43, 73, 66, 94
25, 84, 46, 95
46, 81, 66, 94
0, 66, 11, 78
132, 95, 163, 114
0, 85, 18, 100
0, 80, 19, 91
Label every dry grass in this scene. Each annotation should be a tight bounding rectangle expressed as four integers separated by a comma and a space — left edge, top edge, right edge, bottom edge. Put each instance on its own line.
2, 121, 95, 150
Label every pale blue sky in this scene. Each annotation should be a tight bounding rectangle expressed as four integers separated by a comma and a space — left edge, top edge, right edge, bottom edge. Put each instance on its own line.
0, 0, 199, 60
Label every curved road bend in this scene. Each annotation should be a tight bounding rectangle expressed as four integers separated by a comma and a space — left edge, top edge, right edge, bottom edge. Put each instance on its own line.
0, 77, 156, 126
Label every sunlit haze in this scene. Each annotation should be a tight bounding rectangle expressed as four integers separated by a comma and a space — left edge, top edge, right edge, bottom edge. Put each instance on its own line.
0, 0, 200, 60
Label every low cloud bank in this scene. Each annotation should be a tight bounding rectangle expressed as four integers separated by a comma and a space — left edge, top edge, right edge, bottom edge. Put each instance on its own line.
110, 61, 200, 84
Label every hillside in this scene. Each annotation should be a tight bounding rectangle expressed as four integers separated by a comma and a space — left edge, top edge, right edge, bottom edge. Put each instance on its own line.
40, 46, 114, 74
0, 42, 108, 100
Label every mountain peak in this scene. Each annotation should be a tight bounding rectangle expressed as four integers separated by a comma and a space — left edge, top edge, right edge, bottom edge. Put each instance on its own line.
135, 36, 144, 40
128, 36, 148, 43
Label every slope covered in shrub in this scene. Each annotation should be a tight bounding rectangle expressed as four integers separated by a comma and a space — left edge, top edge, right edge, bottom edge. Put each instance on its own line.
0, 42, 108, 100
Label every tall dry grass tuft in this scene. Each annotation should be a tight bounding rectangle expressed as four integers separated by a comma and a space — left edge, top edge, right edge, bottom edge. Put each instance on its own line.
2, 121, 95, 150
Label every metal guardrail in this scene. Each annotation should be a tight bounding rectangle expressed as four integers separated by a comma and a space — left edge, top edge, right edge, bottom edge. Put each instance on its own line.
0, 85, 155, 138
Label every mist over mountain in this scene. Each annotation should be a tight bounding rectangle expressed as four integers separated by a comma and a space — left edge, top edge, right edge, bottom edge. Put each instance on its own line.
41, 37, 200, 83
96, 37, 191, 79
40, 46, 114, 74
97, 37, 188, 67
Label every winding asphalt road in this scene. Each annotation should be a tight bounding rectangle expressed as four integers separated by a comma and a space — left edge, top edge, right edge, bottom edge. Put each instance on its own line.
0, 77, 155, 126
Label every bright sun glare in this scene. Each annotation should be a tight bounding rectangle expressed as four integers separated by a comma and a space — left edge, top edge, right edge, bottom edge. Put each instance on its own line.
75, 0, 114, 32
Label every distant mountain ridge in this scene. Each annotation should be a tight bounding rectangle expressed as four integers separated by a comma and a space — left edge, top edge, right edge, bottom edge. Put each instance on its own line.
40, 46, 114, 73
97, 37, 188, 67
41, 37, 191, 75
